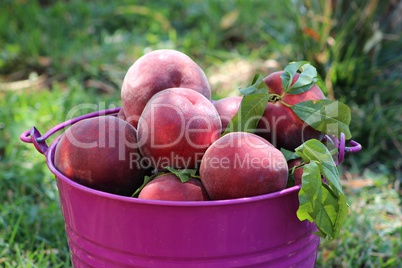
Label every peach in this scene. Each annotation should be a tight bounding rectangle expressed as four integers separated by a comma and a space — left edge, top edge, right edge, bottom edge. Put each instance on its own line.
137, 87, 222, 170
138, 173, 210, 201
200, 132, 288, 200
121, 49, 211, 128
213, 96, 242, 132
256, 71, 325, 150
116, 108, 126, 121
54, 116, 146, 196
287, 158, 303, 185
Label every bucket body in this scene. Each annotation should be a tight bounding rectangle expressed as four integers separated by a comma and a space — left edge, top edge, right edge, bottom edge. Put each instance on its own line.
46, 136, 319, 268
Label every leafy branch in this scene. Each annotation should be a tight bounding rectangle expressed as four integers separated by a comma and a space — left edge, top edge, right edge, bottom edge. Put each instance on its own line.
295, 139, 348, 239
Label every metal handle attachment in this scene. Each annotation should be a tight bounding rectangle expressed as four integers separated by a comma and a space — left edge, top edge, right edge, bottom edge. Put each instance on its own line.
325, 133, 362, 165
20, 107, 121, 155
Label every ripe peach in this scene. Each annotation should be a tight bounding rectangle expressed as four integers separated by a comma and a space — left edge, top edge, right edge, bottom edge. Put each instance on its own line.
200, 132, 288, 200
137, 87, 222, 170
287, 158, 303, 185
116, 108, 126, 121
257, 71, 325, 150
138, 173, 210, 201
54, 116, 146, 196
121, 49, 211, 128
213, 96, 242, 131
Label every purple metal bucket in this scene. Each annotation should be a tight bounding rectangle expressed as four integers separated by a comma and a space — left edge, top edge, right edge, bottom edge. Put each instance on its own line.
23, 108, 361, 268
54, 163, 319, 267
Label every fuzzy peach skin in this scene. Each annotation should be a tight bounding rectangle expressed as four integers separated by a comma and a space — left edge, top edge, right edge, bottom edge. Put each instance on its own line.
121, 49, 211, 128
213, 96, 242, 132
138, 173, 210, 201
200, 132, 288, 200
287, 158, 303, 185
137, 87, 221, 170
54, 116, 146, 196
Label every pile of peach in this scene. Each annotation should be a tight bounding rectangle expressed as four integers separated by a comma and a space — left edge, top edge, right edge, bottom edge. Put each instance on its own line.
54, 49, 325, 201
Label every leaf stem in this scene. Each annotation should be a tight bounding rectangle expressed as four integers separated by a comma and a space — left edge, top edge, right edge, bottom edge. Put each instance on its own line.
268, 93, 282, 102
289, 161, 307, 173
279, 99, 292, 108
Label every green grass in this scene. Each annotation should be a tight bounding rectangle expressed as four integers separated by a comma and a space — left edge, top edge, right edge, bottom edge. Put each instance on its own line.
317, 180, 402, 267
1, 0, 401, 267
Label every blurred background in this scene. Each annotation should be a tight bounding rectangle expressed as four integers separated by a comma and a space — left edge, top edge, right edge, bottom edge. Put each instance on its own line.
0, 0, 401, 267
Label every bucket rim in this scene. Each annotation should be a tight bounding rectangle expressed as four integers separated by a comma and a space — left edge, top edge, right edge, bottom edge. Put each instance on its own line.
47, 133, 301, 207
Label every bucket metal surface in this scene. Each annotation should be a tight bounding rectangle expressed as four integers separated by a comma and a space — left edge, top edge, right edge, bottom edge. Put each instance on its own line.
49, 135, 319, 267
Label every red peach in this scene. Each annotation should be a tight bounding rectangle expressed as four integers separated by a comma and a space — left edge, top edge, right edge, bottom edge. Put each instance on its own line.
54, 116, 146, 196
116, 108, 126, 121
138, 173, 210, 201
200, 132, 288, 200
213, 96, 242, 131
121, 49, 211, 128
287, 158, 303, 185
137, 87, 222, 170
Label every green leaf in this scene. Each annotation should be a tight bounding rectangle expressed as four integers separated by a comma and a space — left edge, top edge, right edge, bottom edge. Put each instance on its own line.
165, 166, 199, 183
287, 63, 319, 94
222, 93, 270, 135
291, 99, 352, 139
297, 161, 322, 223
239, 73, 267, 95
319, 183, 348, 239
280, 61, 309, 91
295, 139, 349, 239
314, 183, 339, 238
333, 193, 348, 237
280, 148, 300, 162
295, 139, 342, 194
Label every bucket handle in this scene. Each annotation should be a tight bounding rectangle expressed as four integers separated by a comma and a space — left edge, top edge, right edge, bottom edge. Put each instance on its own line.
325, 133, 362, 165
20, 107, 121, 155
20, 106, 361, 161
